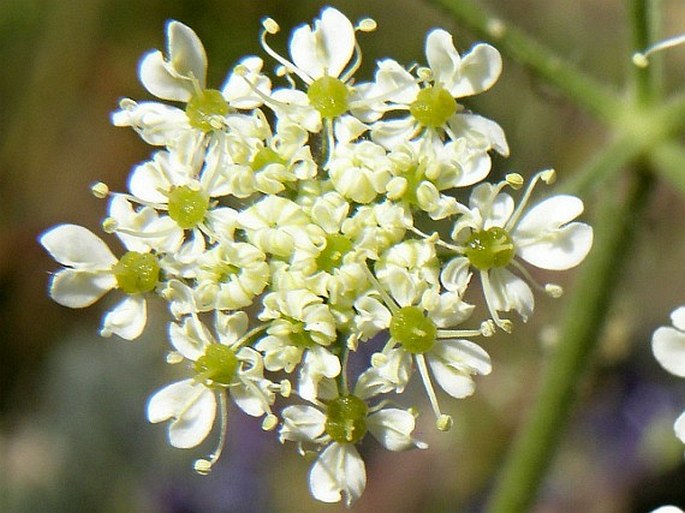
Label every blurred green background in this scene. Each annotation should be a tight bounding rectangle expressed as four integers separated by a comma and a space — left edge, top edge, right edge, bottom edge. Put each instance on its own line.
1, 0, 685, 512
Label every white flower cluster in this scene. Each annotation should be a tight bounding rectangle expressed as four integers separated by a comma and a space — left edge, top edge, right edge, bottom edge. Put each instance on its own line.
40, 7, 593, 506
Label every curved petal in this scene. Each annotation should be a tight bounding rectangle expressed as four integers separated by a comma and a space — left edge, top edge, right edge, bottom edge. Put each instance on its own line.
100, 295, 147, 340
671, 305, 685, 331
290, 7, 355, 79
674, 411, 685, 444
280, 404, 326, 443
425, 29, 462, 90
428, 339, 491, 399
169, 317, 211, 360
651, 325, 685, 377
167, 20, 207, 87
450, 43, 502, 97
516, 223, 593, 270
367, 408, 424, 451
147, 378, 216, 449
515, 195, 585, 233
487, 267, 534, 321
139, 50, 194, 102
309, 443, 366, 506
49, 269, 116, 308
40, 224, 117, 269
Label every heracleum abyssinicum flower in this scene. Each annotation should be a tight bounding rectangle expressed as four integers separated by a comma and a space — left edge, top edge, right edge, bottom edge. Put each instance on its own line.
39, 5, 594, 506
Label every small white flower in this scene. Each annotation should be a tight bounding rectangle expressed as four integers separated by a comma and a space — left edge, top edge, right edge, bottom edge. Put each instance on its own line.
369, 29, 507, 155
279, 378, 425, 506
446, 171, 593, 330
40, 224, 160, 340
148, 313, 276, 451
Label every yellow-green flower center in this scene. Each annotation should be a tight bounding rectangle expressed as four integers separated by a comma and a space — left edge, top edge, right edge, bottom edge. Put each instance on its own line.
307, 76, 349, 119
389, 306, 437, 354
113, 251, 160, 294
325, 395, 368, 444
167, 185, 209, 229
186, 89, 230, 131
464, 227, 515, 271
409, 86, 458, 128
194, 344, 239, 386
250, 147, 287, 171
315, 234, 352, 272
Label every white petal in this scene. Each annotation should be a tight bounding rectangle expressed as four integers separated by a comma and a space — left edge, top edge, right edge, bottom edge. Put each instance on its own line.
139, 51, 194, 102
449, 113, 509, 156
450, 43, 502, 97
674, 411, 685, 444
670, 306, 685, 331
651, 325, 685, 377
280, 405, 326, 443
425, 29, 462, 90
517, 222, 593, 270
515, 195, 584, 233
231, 381, 269, 417
367, 408, 423, 451
49, 269, 116, 308
428, 339, 491, 398
169, 317, 211, 360
487, 268, 534, 321
138, 21, 207, 102
649, 507, 685, 513
40, 224, 117, 269
309, 443, 366, 506
167, 21, 207, 86
147, 378, 216, 448
100, 295, 147, 340
290, 7, 355, 79
440, 256, 472, 293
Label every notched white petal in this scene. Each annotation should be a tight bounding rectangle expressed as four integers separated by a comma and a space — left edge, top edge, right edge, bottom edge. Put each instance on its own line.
40, 224, 117, 269
309, 442, 366, 506
651, 325, 685, 377
147, 378, 216, 449
100, 295, 147, 340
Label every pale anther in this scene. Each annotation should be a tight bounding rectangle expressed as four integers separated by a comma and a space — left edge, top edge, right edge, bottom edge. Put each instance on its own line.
436, 414, 453, 432
545, 284, 563, 298
262, 18, 280, 34
193, 458, 213, 475
357, 18, 377, 32
540, 168, 557, 184
91, 182, 109, 199
505, 173, 524, 189
262, 414, 279, 431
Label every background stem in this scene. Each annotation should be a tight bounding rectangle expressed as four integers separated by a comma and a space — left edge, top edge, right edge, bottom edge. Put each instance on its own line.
483, 168, 654, 513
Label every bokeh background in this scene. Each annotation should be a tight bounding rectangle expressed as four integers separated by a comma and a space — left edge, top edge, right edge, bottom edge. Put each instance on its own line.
1, 0, 685, 512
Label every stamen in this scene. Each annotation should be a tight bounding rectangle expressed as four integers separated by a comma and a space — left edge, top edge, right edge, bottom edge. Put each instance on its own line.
194, 390, 229, 475
361, 262, 400, 314
505, 173, 524, 190
91, 182, 110, 199
341, 35, 364, 83
262, 413, 279, 431
505, 169, 556, 231
408, 225, 464, 253
415, 354, 452, 431
356, 18, 377, 32
480, 270, 513, 332
259, 27, 312, 84
166, 351, 184, 364
261, 18, 280, 34
632, 33, 685, 67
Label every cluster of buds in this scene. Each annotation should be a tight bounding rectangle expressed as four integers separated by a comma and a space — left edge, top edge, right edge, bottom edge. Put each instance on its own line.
40, 7, 593, 505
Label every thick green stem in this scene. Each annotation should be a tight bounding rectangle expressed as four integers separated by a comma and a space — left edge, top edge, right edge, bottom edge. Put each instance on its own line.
431, 0, 623, 123
484, 168, 654, 513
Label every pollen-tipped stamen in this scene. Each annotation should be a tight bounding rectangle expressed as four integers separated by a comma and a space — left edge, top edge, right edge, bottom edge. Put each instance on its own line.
194, 390, 229, 475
